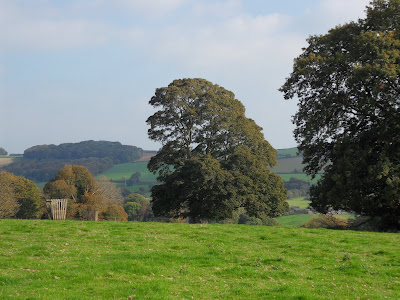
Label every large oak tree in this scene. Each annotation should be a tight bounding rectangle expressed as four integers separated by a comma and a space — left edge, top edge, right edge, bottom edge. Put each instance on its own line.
280, 0, 400, 229
147, 78, 288, 222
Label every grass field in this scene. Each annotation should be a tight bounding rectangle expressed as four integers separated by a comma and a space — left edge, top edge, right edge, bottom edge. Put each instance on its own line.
276, 214, 318, 226
0, 220, 399, 299
277, 147, 299, 158
287, 197, 311, 209
278, 173, 322, 183
0, 157, 14, 167
100, 162, 157, 182
273, 156, 304, 173
98, 155, 318, 186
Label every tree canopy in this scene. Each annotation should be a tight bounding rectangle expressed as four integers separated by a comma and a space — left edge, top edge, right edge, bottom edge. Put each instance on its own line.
147, 78, 288, 222
44, 165, 126, 220
0, 147, 7, 156
24, 140, 143, 163
0, 171, 43, 219
280, 0, 400, 229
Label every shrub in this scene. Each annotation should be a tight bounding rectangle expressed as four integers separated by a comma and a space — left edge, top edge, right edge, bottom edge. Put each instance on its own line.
101, 205, 128, 221
302, 215, 348, 229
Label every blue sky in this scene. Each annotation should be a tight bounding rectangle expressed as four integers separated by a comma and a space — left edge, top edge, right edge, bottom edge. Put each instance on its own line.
0, 0, 370, 153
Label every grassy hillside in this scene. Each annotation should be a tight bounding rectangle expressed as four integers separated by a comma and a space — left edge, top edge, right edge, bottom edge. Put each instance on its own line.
276, 214, 317, 226
278, 173, 322, 183
286, 197, 311, 209
272, 156, 304, 173
277, 147, 299, 158
0, 157, 14, 167
100, 162, 157, 182
0, 220, 399, 299
97, 148, 317, 188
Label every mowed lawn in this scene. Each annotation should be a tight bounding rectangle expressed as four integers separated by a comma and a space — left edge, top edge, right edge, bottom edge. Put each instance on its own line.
0, 220, 399, 299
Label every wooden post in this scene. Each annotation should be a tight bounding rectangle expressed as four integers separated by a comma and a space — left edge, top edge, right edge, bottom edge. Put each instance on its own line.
47, 199, 68, 220
86, 210, 99, 221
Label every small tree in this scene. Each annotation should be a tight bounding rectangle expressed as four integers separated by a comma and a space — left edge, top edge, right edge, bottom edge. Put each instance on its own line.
124, 193, 153, 221
0, 147, 7, 156
0, 171, 43, 219
124, 202, 142, 221
101, 206, 128, 221
0, 173, 19, 218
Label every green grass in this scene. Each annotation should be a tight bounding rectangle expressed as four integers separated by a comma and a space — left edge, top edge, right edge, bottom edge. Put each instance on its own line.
99, 162, 157, 182
0, 219, 399, 299
276, 214, 318, 226
278, 173, 322, 183
277, 147, 299, 158
273, 156, 305, 173
287, 197, 311, 209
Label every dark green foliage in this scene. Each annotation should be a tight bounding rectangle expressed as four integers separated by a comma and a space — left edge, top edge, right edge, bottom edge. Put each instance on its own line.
123, 193, 153, 221
0, 147, 7, 156
151, 155, 239, 222
147, 78, 288, 222
237, 213, 280, 226
124, 202, 142, 221
126, 172, 141, 186
23, 140, 143, 163
280, 0, 400, 229
4, 157, 114, 182
284, 177, 310, 199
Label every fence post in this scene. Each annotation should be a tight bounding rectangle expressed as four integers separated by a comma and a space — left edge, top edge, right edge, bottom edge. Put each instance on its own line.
46, 199, 68, 220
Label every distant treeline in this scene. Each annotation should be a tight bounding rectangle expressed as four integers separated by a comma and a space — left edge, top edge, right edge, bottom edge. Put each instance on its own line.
24, 140, 143, 164
2, 141, 143, 182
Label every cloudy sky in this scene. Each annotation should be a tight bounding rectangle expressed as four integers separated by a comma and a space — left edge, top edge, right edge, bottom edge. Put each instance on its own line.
0, 0, 370, 153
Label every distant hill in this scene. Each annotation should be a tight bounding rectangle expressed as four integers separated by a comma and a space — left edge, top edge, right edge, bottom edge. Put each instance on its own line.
1, 141, 144, 183
24, 140, 143, 163
1, 144, 315, 187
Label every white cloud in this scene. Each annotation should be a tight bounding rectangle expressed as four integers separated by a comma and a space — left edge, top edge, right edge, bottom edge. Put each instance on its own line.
70, 0, 186, 19
113, 0, 186, 15
298, 0, 370, 35
148, 12, 294, 70
191, 0, 242, 18
0, 1, 106, 50
319, 0, 370, 20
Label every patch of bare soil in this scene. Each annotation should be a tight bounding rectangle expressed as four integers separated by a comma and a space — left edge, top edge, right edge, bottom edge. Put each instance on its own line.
0, 157, 13, 167
135, 152, 156, 162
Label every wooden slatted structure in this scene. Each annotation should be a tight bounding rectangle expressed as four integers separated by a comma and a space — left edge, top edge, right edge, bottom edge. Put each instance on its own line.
46, 199, 68, 220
